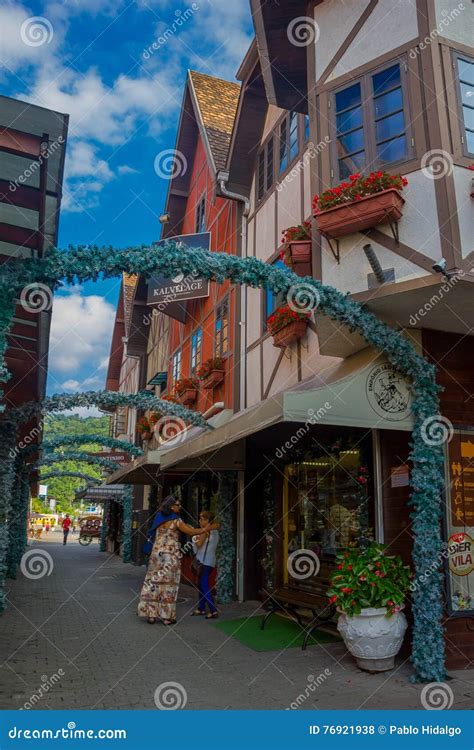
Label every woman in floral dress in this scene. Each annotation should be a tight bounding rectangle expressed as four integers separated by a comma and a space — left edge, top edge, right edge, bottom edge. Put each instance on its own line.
137, 496, 209, 625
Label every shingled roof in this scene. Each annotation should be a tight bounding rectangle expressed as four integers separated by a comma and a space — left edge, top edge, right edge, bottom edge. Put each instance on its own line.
188, 70, 240, 171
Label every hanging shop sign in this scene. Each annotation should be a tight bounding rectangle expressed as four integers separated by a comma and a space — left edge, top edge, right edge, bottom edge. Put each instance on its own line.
90, 451, 130, 466
147, 233, 210, 319
445, 430, 474, 615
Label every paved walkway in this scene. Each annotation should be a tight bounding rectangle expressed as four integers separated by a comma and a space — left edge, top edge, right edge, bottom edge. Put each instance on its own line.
0, 534, 472, 710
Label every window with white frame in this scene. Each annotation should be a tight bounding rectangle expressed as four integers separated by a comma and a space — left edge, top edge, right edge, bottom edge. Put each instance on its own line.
215, 299, 229, 357
190, 328, 202, 373
172, 349, 181, 382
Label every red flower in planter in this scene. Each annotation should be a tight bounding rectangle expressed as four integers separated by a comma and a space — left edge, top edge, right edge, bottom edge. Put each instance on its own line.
280, 222, 312, 268
267, 304, 310, 335
312, 171, 407, 214
174, 376, 198, 397
196, 357, 225, 381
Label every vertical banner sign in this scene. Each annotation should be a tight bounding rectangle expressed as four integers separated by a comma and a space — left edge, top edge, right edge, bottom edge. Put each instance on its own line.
446, 431, 474, 614
147, 232, 210, 321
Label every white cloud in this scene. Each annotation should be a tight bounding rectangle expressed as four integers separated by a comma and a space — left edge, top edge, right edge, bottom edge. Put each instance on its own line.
61, 379, 80, 390
117, 164, 139, 175
49, 292, 116, 380
0, 4, 60, 71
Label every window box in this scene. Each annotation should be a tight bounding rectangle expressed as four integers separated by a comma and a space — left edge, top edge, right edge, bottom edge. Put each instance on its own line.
281, 222, 312, 277
202, 369, 225, 390
287, 240, 312, 276
197, 357, 225, 390
174, 377, 198, 406
267, 305, 310, 348
315, 188, 404, 239
176, 388, 197, 406
272, 319, 308, 348
140, 431, 152, 441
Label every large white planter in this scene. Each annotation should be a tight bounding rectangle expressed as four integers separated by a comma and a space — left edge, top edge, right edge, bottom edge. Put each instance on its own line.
337, 606, 407, 672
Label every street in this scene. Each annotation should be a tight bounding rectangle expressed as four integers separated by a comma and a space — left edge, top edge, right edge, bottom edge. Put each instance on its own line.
1, 536, 472, 711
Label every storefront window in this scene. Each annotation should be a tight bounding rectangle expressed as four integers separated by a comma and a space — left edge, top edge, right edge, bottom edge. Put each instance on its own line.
284, 443, 371, 589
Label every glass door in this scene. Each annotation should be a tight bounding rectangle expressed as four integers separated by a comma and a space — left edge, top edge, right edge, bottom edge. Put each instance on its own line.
283, 444, 371, 591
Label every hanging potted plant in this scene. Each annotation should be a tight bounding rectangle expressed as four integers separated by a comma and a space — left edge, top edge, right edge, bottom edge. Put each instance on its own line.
327, 542, 410, 672
174, 376, 198, 405
280, 221, 312, 277
137, 415, 154, 441
197, 356, 225, 390
313, 172, 407, 239
267, 305, 310, 348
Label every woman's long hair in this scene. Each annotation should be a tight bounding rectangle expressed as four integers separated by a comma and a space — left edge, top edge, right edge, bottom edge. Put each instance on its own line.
159, 495, 179, 516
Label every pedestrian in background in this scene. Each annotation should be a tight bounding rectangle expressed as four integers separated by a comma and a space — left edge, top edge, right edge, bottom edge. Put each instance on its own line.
62, 514, 71, 545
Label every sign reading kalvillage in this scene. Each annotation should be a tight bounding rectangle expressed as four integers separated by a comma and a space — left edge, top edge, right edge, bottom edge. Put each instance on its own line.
147, 232, 210, 308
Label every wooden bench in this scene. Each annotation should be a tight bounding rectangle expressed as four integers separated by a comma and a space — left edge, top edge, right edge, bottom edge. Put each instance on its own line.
260, 585, 336, 650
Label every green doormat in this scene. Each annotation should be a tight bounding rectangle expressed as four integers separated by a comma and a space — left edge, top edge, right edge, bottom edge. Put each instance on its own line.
213, 615, 339, 652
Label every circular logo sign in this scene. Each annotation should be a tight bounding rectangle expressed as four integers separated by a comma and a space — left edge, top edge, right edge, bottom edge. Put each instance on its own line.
366, 363, 412, 421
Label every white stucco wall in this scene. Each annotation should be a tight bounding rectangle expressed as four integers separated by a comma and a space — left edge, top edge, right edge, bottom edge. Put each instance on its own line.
254, 193, 276, 261
453, 166, 474, 259
433, 0, 473, 46
314, 0, 418, 84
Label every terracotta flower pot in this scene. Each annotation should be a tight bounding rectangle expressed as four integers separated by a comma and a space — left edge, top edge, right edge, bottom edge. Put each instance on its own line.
177, 388, 197, 405
271, 319, 308, 348
202, 369, 225, 390
288, 240, 312, 277
314, 188, 404, 239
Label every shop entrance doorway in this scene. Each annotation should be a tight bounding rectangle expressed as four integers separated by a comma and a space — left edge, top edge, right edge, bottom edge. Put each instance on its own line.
283, 438, 373, 591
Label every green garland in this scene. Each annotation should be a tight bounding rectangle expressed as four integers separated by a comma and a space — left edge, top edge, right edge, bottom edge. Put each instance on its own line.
216, 472, 236, 604
0, 239, 447, 680
9, 390, 210, 431
39, 451, 118, 472
6, 457, 27, 579
121, 487, 133, 564
0, 420, 21, 611
43, 434, 143, 456
39, 470, 101, 484
100, 500, 109, 552
261, 472, 276, 592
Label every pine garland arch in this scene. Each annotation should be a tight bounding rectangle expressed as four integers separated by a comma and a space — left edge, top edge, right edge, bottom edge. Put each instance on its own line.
0, 239, 447, 682
39, 451, 118, 472
42, 434, 144, 457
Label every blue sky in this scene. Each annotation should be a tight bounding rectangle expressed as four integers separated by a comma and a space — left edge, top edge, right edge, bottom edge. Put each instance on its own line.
0, 0, 252, 399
